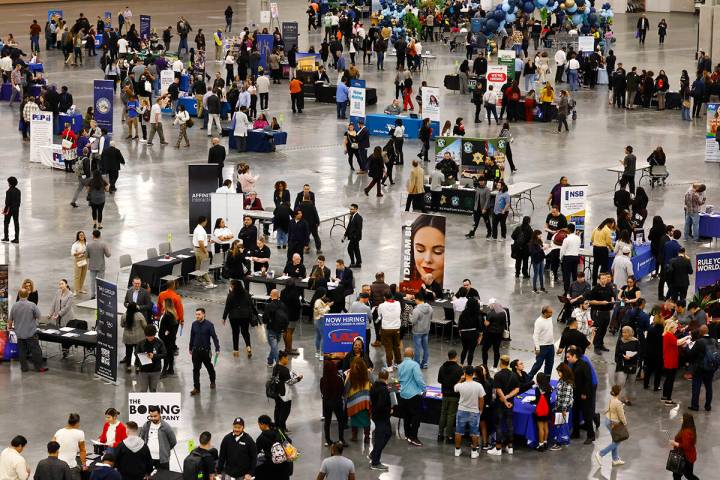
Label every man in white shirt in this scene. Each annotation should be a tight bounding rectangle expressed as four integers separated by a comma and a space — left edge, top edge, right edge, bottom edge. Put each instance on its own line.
52, 413, 86, 480
117, 36, 129, 57
216, 179, 233, 193
482, 85, 499, 124
571, 300, 595, 340
192, 216, 215, 288
527, 306, 555, 379
611, 246, 634, 289
554, 47, 566, 83
256, 73, 270, 110
453, 365, 485, 459
232, 106, 250, 152
567, 54, 580, 92
559, 223, 581, 294
0, 436, 29, 480
172, 59, 184, 74
147, 96, 168, 146
377, 291, 401, 368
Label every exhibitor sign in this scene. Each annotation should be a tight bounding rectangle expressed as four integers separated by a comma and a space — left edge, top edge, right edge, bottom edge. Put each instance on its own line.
560, 185, 588, 246
322, 313, 366, 353
695, 251, 720, 290
128, 392, 182, 427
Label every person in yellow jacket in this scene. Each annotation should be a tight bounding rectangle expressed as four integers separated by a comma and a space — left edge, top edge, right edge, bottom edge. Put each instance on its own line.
590, 218, 616, 285
213, 29, 223, 61
539, 82, 554, 122
405, 160, 426, 213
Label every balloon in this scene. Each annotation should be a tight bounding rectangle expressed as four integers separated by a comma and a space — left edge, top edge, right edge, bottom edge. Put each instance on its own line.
502, 2, 511, 12
538, 0, 548, 5
567, 4, 577, 13
494, 9, 506, 21
506, 13, 516, 22
572, 13, 583, 25
486, 18, 499, 32
559, 3, 566, 9
565, 0, 575, 7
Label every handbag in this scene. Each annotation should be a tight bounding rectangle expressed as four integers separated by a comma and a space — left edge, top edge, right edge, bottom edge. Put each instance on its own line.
185, 117, 194, 128
682, 99, 691, 108
666, 448, 686, 474
502, 311, 511, 340
610, 422, 629, 443
61, 134, 73, 149
3, 331, 18, 361
76, 259, 88, 268
279, 431, 299, 462
350, 142, 359, 150
554, 412, 568, 425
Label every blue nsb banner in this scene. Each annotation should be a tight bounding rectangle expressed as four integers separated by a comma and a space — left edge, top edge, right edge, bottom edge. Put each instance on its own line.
322, 313, 367, 354
93, 80, 114, 133
695, 251, 720, 291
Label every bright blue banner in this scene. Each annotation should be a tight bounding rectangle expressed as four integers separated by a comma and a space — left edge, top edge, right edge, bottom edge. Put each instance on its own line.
696, 252, 720, 291
140, 15, 152, 41
322, 313, 367, 354
257, 34, 274, 70
93, 80, 114, 133
104, 11, 112, 29
48, 10, 63, 22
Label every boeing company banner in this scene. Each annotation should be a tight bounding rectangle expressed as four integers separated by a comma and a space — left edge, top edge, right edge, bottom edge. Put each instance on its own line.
128, 392, 182, 427
94, 80, 114, 133
322, 313, 367, 354
188, 164, 218, 233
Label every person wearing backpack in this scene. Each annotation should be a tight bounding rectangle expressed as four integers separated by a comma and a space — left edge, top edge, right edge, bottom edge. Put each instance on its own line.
70, 147, 92, 208
254, 415, 292, 480
689, 325, 717, 412
271, 350, 303, 433
218, 417, 257, 480
183, 432, 217, 480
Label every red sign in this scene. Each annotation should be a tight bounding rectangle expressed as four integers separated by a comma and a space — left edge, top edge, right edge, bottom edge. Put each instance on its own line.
487, 72, 507, 82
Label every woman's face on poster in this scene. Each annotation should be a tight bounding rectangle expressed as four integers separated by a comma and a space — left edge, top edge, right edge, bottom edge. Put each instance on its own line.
413, 226, 445, 285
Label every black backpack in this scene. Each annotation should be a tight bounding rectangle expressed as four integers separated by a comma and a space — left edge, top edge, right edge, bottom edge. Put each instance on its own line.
182, 449, 207, 480
702, 338, 720, 372
265, 366, 283, 399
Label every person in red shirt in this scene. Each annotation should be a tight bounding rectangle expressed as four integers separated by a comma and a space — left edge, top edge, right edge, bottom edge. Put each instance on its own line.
98, 408, 128, 450
670, 413, 698, 480
661, 320, 690, 405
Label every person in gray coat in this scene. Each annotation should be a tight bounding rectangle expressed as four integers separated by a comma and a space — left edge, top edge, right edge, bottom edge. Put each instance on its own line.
86, 229, 111, 298
556, 90, 570, 133
139, 406, 177, 470
8, 288, 47, 372
466, 178, 492, 239
120, 302, 147, 370
48, 279, 75, 327
410, 291, 434, 368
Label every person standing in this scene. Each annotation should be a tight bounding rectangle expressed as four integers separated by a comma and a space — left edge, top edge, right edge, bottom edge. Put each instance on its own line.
453, 365, 486, 459
410, 292, 433, 368
620, 146, 637, 195
272, 350, 303, 432
559, 223, 581, 292
684, 183, 706, 243
8, 288, 47, 373
135, 325, 166, 393
0, 436, 29, 480
2, 176, 21, 244
405, 160, 426, 213
355, 120, 370, 173
146, 96, 168, 146
189, 307, 220, 395
264, 289, 288, 367
344, 204, 363, 268
173, 105, 190, 148
368, 369, 392, 471
317, 442, 355, 480
113, 422, 153, 480
232, 106, 250, 152
658, 19, 668, 45
53, 413, 86, 480
527, 306, 556, 379
437, 350, 463, 443
588, 272, 615, 352
85, 230, 111, 298
566, 347, 595, 444
222, 280, 255, 358
666, 248, 693, 302
98, 141, 125, 194
492, 181, 511, 240
636, 14, 650, 46
688, 325, 715, 412
378, 291, 401, 367
33, 441, 72, 480
670, 413, 698, 480
398, 347, 426, 447
218, 417, 257, 480
139, 406, 177, 471
594, 384, 628, 467
207, 137, 226, 187
488, 355, 520, 456
192, 216, 215, 288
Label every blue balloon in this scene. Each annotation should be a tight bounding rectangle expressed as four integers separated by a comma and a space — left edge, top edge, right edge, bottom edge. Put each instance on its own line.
523, 1, 535, 13
572, 13, 583, 25
587, 13, 597, 23
576, 0, 585, 5
502, 2, 511, 12
537, 0, 548, 6
486, 18, 499, 32
567, 4, 577, 13
506, 13, 516, 22
494, 9, 506, 21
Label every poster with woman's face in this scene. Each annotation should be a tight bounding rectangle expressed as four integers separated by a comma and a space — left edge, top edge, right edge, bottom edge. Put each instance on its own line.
399, 213, 446, 295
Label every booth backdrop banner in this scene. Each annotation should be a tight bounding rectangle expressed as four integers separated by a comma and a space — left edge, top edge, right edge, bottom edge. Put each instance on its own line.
282, 22, 299, 51
399, 213, 446, 295
497, 50, 516, 80
93, 80, 115, 133
160, 70, 174, 95
210, 193, 245, 238
421, 86, 441, 124
297, 52, 321, 71
705, 103, 720, 163
349, 79, 366, 124
128, 393, 182, 427
95, 278, 118, 383
560, 185, 588, 246
486, 65, 507, 106
695, 252, 720, 290
322, 313, 367, 353
435, 136, 507, 173
188, 165, 218, 234
104, 11, 112, 29
257, 34, 274, 70
0, 265, 7, 358
48, 10, 63, 22
30, 112, 53, 164
139, 15, 151, 40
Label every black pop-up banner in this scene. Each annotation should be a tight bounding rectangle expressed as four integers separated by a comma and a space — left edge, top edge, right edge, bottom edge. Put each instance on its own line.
188, 164, 218, 234
95, 277, 118, 383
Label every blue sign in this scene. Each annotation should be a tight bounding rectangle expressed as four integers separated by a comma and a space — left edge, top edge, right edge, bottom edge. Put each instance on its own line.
104, 11, 112, 29
696, 252, 720, 291
349, 78, 366, 128
93, 80, 114, 133
140, 15, 151, 40
365, 113, 439, 139
48, 10, 63, 22
257, 34, 274, 70
322, 313, 367, 354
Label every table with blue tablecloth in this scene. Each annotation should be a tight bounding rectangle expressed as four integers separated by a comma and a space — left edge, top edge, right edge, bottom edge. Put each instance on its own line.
55, 113, 84, 135
29, 85, 41, 98
224, 128, 288, 152
28, 63, 43, 73
700, 213, 720, 239
581, 243, 655, 281
366, 113, 439, 139
177, 96, 197, 116
0, 83, 12, 101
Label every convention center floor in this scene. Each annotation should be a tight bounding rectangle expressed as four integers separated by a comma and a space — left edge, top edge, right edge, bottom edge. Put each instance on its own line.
0, 1, 718, 478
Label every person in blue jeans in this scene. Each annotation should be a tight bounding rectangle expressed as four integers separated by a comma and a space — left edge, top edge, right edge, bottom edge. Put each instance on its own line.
336, 81, 349, 119
453, 365, 486, 458
263, 289, 287, 366
594, 384, 627, 467
529, 230, 547, 293
312, 290, 332, 360
683, 183, 705, 242
410, 292, 433, 368
527, 306, 556, 379
492, 180, 511, 239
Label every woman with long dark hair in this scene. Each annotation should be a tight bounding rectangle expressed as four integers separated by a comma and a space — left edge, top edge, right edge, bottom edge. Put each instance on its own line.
458, 297, 482, 365
222, 280, 255, 358
344, 357, 372, 442
648, 216, 666, 278
529, 229, 547, 293
320, 359, 346, 446
670, 413, 698, 480
158, 298, 178, 375
482, 300, 506, 368
255, 415, 292, 480
86, 170, 108, 230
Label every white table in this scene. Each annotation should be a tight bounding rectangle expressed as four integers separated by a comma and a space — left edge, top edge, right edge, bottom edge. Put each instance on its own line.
507, 181, 542, 219
607, 163, 651, 189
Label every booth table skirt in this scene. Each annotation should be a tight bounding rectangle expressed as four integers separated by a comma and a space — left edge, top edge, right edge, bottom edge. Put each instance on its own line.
29, 85, 42, 98
28, 63, 44, 73
128, 248, 196, 293
224, 128, 287, 152
56, 113, 84, 135
178, 96, 197, 116
0, 83, 11, 101
366, 113, 439, 139
700, 214, 720, 239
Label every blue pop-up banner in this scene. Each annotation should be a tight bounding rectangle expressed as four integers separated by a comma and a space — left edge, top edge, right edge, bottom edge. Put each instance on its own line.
140, 15, 152, 40
322, 313, 367, 354
93, 80, 114, 133
695, 251, 720, 291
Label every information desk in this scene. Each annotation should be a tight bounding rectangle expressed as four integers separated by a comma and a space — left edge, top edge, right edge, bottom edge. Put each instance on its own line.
699, 213, 720, 240
366, 114, 439, 139
37, 327, 97, 371
313, 84, 377, 105
128, 248, 196, 293
579, 243, 655, 281
393, 381, 565, 447
226, 128, 288, 153
56, 113, 84, 135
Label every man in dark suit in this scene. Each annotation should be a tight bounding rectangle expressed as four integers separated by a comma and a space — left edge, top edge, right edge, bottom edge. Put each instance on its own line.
287, 210, 310, 261
335, 259, 354, 296
124, 276, 153, 320
356, 120, 370, 172
207, 137, 226, 187
344, 203, 363, 268
293, 183, 316, 210
99, 141, 126, 193
2, 176, 21, 243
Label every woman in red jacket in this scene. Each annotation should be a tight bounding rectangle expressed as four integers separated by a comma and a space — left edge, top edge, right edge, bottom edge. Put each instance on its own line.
661, 321, 691, 406
670, 413, 698, 480
98, 407, 127, 453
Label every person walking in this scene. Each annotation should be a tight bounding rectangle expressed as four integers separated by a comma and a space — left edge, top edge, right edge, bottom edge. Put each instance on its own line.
405, 160, 426, 213
158, 298, 178, 376
398, 347, 426, 446
636, 14, 650, 45
120, 302, 146, 370
658, 19, 668, 45
2, 176, 21, 244
86, 170, 109, 230
8, 288, 47, 373
457, 297, 482, 366
378, 291, 402, 367
368, 369, 392, 470
614, 326, 640, 405
669, 413, 699, 480
173, 105, 190, 148
688, 325, 716, 412
527, 306, 556, 378
222, 280, 256, 358
146, 97, 168, 146
86, 229, 111, 298
661, 320, 690, 406
263, 289, 288, 367
189, 307, 220, 396
135, 325, 166, 392
343, 204, 363, 268
594, 384, 628, 467
99, 141, 125, 193
271, 350, 303, 432
363, 147, 385, 197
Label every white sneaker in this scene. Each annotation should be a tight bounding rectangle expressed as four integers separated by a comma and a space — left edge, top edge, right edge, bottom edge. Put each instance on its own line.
504, 447, 513, 455
594, 453, 602, 464
454, 448, 462, 457
487, 448, 502, 456
204, 283, 217, 289
612, 459, 625, 466
471, 449, 479, 459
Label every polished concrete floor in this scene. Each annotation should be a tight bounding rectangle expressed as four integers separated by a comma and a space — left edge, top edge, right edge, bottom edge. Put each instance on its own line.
0, 1, 718, 478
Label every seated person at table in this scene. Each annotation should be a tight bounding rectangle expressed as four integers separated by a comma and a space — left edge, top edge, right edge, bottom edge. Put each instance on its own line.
213, 218, 235, 254
271, 117, 281, 130
313, 66, 330, 83
308, 264, 328, 291
420, 273, 443, 301
284, 253, 307, 278
239, 216, 258, 248
334, 259, 354, 296
384, 99, 402, 115
455, 279, 479, 298
437, 152, 459, 182
243, 191, 264, 210
247, 237, 271, 272
253, 113, 270, 129
310, 255, 331, 282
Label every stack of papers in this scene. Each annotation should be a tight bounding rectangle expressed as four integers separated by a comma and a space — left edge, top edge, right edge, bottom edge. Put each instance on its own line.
83, 331, 98, 336
59, 327, 74, 332
177, 254, 191, 259
62, 332, 79, 338
41, 329, 60, 334
157, 257, 175, 262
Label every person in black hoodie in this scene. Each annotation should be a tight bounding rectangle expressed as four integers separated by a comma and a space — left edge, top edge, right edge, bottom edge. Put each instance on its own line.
158, 298, 178, 376
222, 280, 256, 358
218, 417, 257, 479
280, 280, 302, 354
114, 422, 153, 480
298, 194, 321, 254
566, 347, 595, 443
369, 370, 392, 471
437, 350, 463, 443
135, 325, 166, 392
3, 176, 21, 243
511, 216, 533, 278
643, 309, 664, 391
255, 415, 292, 480
320, 359, 347, 446
457, 298, 482, 365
